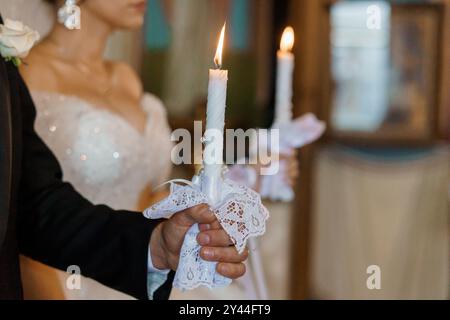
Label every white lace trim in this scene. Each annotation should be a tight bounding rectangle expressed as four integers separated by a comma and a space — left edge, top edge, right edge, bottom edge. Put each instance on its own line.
229, 113, 325, 202
143, 175, 269, 291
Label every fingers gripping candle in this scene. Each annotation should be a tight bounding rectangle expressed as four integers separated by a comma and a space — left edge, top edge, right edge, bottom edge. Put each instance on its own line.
203, 23, 228, 205
275, 26, 295, 126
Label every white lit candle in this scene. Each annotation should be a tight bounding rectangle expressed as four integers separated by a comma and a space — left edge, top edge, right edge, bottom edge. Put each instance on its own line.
275, 26, 295, 125
203, 23, 228, 204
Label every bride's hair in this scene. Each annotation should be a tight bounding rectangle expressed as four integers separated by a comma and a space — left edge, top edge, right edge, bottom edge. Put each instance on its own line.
45, 0, 85, 5
44, 0, 84, 6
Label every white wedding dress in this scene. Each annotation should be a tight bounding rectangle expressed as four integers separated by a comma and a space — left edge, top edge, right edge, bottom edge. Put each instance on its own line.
20, 91, 173, 300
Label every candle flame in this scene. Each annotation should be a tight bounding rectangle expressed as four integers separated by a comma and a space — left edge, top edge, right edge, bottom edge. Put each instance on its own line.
214, 23, 226, 68
280, 26, 295, 52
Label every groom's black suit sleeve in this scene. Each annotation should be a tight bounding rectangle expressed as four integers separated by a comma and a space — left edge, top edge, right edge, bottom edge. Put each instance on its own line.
9, 66, 174, 300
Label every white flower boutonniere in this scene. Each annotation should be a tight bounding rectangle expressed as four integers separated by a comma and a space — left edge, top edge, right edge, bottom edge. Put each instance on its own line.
0, 19, 40, 67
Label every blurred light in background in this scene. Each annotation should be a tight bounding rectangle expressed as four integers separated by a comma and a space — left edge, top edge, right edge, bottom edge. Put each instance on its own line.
331, 1, 391, 132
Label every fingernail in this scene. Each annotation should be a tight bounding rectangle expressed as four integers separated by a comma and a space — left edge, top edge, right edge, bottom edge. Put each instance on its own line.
203, 248, 214, 259
197, 233, 210, 245
199, 224, 211, 231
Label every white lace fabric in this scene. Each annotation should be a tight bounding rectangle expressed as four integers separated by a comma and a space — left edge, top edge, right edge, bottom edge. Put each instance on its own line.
260, 113, 325, 201
227, 113, 326, 202
144, 175, 269, 291
274, 113, 326, 153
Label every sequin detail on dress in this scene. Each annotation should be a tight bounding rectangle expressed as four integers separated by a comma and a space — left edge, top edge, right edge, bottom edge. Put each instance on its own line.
32, 91, 173, 211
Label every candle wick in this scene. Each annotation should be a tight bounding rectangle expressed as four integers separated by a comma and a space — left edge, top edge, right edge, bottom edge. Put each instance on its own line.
214, 56, 222, 69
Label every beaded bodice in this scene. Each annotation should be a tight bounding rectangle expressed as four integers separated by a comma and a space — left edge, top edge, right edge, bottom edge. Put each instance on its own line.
31, 91, 173, 211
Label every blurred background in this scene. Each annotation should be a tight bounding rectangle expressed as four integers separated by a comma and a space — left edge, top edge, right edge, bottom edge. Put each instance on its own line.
1, 0, 449, 299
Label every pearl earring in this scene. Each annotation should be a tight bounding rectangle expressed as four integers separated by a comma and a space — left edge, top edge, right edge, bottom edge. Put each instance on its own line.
58, 0, 81, 30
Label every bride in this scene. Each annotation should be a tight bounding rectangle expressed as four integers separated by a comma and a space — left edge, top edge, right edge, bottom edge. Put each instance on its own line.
19, 0, 300, 300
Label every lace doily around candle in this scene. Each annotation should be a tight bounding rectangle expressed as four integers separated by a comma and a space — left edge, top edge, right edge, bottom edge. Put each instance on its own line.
274, 113, 326, 153
143, 176, 269, 290
226, 113, 326, 202
261, 113, 325, 201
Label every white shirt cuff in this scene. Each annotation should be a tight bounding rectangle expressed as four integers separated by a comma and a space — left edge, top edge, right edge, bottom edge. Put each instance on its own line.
148, 245, 171, 275
147, 244, 170, 300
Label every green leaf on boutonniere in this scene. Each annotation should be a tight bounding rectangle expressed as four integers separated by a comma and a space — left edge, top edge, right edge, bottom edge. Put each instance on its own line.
12, 57, 22, 67
4, 56, 22, 67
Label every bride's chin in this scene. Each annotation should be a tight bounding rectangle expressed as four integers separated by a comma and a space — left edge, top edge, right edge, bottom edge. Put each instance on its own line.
112, 18, 145, 30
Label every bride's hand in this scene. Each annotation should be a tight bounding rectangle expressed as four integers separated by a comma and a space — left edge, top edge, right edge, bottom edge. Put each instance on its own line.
280, 151, 300, 187
149, 204, 248, 279
248, 150, 300, 191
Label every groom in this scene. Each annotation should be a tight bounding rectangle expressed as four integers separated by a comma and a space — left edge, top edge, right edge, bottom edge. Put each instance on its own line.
0, 14, 247, 300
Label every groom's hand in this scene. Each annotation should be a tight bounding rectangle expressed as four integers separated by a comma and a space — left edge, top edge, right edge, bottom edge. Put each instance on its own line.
150, 204, 248, 279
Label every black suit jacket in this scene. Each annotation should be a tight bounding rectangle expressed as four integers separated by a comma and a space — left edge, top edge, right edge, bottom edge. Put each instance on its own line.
0, 15, 173, 300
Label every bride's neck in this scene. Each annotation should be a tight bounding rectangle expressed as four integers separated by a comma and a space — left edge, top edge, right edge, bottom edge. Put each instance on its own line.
47, 9, 113, 65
